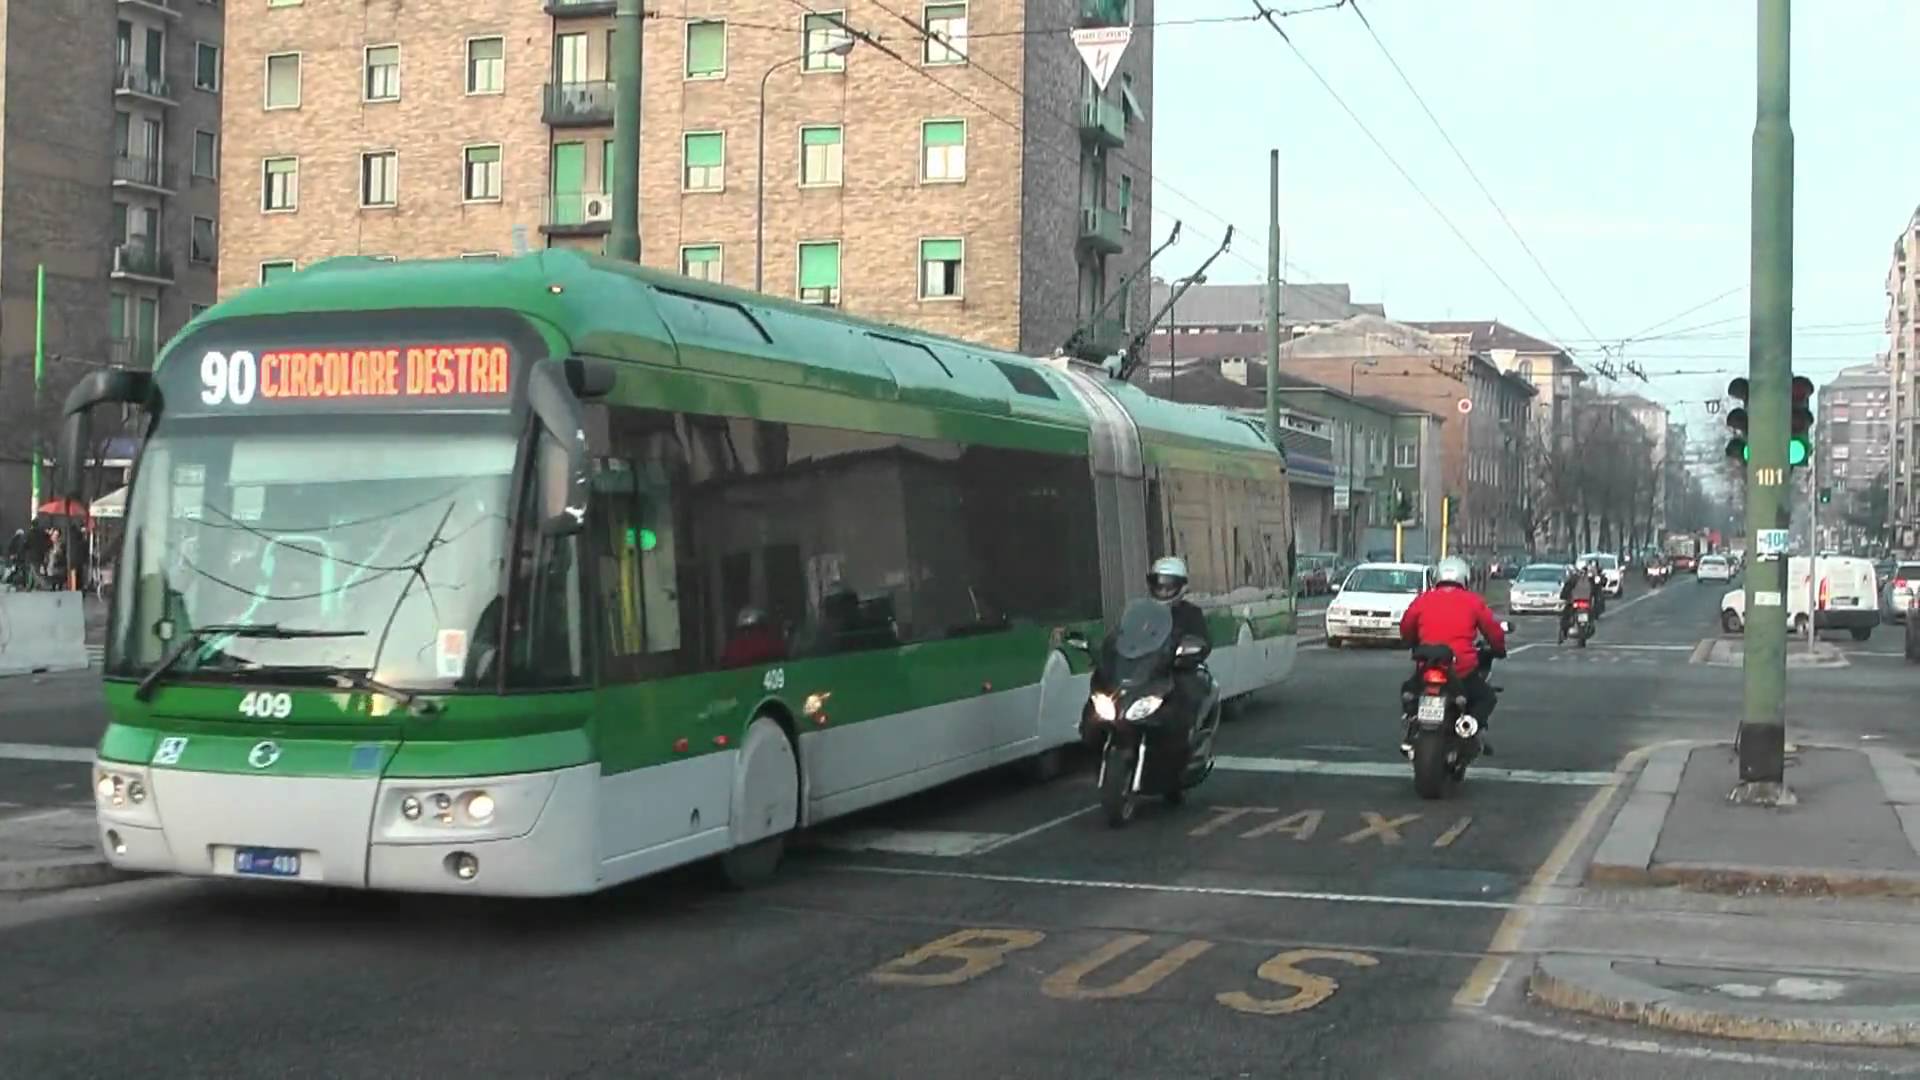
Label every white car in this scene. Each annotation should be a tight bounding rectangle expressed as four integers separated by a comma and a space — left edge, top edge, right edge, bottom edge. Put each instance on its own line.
1579, 552, 1624, 597
1697, 554, 1732, 582
1509, 563, 1574, 615
1325, 562, 1434, 648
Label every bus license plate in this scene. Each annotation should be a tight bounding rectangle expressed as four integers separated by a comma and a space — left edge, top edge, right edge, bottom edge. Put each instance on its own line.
234, 848, 302, 878
1416, 696, 1446, 723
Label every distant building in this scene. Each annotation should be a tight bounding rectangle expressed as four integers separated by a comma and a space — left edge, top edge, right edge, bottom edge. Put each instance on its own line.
1819, 362, 1892, 541
1145, 279, 1385, 337
1406, 321, 1585, 455
1886, 207, 1920, 544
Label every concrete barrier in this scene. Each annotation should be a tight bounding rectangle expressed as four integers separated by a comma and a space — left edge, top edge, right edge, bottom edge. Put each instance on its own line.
0, 591, 89, 676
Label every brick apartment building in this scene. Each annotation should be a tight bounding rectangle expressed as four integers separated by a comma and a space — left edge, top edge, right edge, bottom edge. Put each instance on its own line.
218, 0, 1155, 354
0, 0, 223, 531
1819, 362, 1892, 539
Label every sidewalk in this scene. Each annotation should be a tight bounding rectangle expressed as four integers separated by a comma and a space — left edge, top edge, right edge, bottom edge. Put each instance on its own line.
0, 806, 126, 894
1520, 740, 1920, 1046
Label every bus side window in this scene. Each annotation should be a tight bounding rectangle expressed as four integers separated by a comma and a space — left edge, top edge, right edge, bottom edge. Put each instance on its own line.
507, 430, 585, 688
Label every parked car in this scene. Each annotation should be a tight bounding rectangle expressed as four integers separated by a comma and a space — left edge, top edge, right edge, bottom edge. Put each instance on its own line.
1886, 562, 1920, 624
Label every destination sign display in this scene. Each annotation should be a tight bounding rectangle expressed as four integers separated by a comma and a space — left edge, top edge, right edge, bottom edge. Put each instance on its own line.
193, 343, 512, 408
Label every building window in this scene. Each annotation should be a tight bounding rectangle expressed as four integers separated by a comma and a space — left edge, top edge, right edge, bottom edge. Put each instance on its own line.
361, 151, 397, 207
364, 44, 400, 101
683, 132, 723, 192
799, 125, 843, 186
1118, 175, 1133, 231
194, 42, 220, 91
798, 241, 840, 305
464, 145, 502, 201
262, 156, 297, 211
920, 238, 963, 299
686, 20, 726, 80
265, 53, 300, 109
467, 37, 504, 94
193, 130, 218, 178
925, 3, 968, 64
190, 216, 216, 264
681, 244, 722, 282
802, 12, 850, 71
260, 260, 295, 283
461, 252, 499, 260
921, 119, 965, 182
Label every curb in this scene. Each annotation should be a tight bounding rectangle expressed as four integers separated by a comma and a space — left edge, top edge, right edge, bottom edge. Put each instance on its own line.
1529, 954, 1920, 1047
0, 856, 132, 894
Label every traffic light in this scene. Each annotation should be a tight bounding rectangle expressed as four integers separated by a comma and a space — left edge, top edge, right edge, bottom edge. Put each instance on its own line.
1724, 376, 1749, 462
1819, 487, 1832, 505
1789, 375, 1814, 467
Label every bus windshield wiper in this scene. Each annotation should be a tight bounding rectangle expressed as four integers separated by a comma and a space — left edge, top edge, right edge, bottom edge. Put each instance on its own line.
237, 663, 439, 716
134, 624, 366, 702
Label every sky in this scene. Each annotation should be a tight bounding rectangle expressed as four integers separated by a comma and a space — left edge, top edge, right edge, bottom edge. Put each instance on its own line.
1147, 0, 1914, 453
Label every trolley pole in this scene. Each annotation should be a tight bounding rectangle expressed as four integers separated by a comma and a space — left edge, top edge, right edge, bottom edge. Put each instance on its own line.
1263, 150, 1281, 452
606, 0, 643, 262
1736, 0, 1793, 796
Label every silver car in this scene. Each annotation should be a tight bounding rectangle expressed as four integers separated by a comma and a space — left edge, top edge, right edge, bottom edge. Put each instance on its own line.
1508, 563, 1573, 615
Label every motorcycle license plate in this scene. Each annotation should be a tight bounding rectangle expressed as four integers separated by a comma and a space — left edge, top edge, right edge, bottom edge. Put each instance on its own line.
1415, 696, 1447, 723
1578, 613, 1590, 625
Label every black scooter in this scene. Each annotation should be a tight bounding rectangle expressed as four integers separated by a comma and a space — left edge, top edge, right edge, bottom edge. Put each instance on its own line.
1399, 621, 1509, 800
1068, 598, 1221, 827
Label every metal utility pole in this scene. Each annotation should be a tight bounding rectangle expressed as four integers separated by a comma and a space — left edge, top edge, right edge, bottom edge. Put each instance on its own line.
607, 0, 643, 262
1737, 0, 1793, 795
1263, 150, 1281, 451
30, 264, 44, 516
1806, 453, 1818, 652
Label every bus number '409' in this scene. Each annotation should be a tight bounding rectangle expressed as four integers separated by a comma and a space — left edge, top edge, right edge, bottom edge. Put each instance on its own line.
238, 691, 293, 719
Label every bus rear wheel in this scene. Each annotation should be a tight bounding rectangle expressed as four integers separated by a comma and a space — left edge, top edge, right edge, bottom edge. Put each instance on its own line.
716, 716, 800, 890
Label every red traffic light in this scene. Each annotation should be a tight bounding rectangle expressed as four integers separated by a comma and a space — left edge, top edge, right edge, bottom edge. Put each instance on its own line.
1791, 375, 1814, 403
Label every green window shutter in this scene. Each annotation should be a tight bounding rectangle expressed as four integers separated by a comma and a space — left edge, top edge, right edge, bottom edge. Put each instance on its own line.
924, 120, 964, 147
685, 133, 723, 168
687, 22, 725, 76
469, 145, 500, 165
799, 243, 840, 288
920, 239, 962, 262
802, 126, 842, 147
684, 245, 719, 265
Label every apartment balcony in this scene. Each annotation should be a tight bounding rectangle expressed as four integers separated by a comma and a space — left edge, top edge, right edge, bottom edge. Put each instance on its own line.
110, 243, 174, 284
544, 0, 617, 15
114, 63, 175, 105
540, 192, 613, 237
1069, 316, 1128, 362
1079, 92, 1125, 147
111, 154, 176, 195
1077, 206, 1124, 255
543, 81, 615, 127
117, 0, 180, 18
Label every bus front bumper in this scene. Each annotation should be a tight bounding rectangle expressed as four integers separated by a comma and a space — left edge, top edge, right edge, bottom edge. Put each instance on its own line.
93, 762, 601, 896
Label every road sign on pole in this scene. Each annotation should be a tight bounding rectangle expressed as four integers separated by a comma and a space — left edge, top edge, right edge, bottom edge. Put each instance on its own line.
1456, 398, 1473, 415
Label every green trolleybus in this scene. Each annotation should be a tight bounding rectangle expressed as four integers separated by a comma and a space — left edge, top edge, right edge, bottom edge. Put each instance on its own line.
61, 252, 1297, 896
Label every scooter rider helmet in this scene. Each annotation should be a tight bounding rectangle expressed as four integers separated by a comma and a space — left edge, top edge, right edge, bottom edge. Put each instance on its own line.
1147, 556, 1189, 602
1434, 556, 1471, 588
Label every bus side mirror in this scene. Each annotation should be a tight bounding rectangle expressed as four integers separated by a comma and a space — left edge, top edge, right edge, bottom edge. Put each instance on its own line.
564, 357, 616, 399
60, 370, 154, 500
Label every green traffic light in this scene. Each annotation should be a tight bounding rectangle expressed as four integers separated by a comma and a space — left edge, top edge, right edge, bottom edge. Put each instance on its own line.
1788, 437, 1809, 467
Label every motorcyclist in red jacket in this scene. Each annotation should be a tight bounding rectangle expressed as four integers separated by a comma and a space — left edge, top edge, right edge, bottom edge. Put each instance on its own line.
1399, 556, 1507, 728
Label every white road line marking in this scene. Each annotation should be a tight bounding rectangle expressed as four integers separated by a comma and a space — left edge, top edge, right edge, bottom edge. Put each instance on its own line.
973, 804, 1100, 854
1476, 1012, 1917, 1074
1505, 643, 1544, 656
839, 864, 1521, 911
815, 829, 1011, 857
0, 743, 95, 764
1575, 643, 1699, 652
1212, 755, 1616, 786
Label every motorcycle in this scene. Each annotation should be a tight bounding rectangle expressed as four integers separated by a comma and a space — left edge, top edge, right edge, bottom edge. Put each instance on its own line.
1399, 622, 1509, 800
1562, 596, 1595, 647
1068, 598, 1222, 828
1644, 562, 1670, 588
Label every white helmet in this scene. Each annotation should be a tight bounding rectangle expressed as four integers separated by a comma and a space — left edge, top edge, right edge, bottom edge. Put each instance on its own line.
1435, 556, 1470, 587
1147, 556, 1189, 601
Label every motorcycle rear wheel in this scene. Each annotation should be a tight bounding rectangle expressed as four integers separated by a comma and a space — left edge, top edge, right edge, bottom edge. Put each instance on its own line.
1411, 731, 1452, 800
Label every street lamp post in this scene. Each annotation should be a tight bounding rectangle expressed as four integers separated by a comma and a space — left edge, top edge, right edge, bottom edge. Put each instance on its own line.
1346, 356, 1378, 557
756, 39, 856, 293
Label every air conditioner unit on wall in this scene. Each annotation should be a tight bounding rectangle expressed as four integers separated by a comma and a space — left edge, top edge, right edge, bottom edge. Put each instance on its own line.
582, 193, 613, 222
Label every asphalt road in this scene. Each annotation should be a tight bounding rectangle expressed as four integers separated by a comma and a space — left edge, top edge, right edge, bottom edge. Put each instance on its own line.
3, 577, 1917, 1077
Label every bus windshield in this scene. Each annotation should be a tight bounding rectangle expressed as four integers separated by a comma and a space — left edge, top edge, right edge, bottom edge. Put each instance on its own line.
107, 415, 519, 690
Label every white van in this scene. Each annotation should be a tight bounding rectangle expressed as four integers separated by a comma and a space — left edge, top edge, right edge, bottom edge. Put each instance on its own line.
1719, 555, 1878, 641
